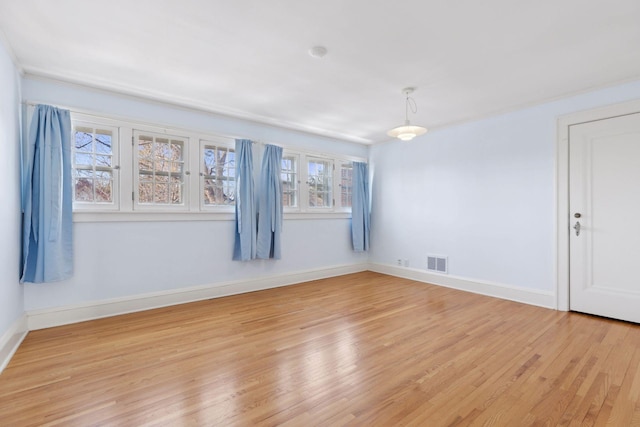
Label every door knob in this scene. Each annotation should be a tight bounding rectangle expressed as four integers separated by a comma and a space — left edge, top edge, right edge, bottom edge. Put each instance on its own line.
573, 221, 581, 236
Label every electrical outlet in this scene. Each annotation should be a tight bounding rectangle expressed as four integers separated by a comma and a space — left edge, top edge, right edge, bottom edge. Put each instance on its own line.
397, 259, 402, 266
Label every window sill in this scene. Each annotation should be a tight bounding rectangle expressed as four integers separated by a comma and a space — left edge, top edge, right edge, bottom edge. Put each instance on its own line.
284, 212, 351, 220
73, 211, 352, 222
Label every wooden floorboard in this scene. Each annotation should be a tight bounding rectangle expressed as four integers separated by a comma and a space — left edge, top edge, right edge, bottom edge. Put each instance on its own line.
1, 271, 640, 426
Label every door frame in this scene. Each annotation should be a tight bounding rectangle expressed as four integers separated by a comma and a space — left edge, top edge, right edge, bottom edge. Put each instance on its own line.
556, 99, 640, 311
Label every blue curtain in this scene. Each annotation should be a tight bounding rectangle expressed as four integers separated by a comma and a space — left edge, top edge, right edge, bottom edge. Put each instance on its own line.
257, 144, 283, 259
351, 162, 370, 252
233, 139, 257, 261
21, 105, 73, 283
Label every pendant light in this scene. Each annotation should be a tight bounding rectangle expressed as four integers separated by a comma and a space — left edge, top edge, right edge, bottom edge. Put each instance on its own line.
387, 87, 428, 141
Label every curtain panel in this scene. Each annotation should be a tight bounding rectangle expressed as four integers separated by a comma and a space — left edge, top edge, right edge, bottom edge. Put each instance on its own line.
232, 139, 257, 261
256, 144, 283, 259
21, 105, 73, 283
351, 161, 370, 252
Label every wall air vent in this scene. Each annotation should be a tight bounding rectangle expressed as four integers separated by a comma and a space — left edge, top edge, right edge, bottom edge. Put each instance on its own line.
427, 255, 448, 274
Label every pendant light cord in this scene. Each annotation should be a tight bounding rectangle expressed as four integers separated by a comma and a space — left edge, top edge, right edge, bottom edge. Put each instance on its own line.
405, 92, 418, 122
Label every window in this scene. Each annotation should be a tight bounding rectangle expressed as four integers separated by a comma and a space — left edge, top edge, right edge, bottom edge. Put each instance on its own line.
280, 150, 358, 213
134, 131, 187, 208
71, 122, 119, 210
281, 154, 299, 209
201, 141, 236, 208
66, 110, 364, 220
307, 157, 333, 209
339, 161, 353, 209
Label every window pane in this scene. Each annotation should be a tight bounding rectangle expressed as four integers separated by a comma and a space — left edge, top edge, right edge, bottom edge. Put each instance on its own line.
138, 158, 153, 171
170, 184, 182, 204
139, 137, 153, 158
137, 134, 185, 206
95, 155, 112, 167
72, 124, 118, 209
170, 162, 183, 173
316, 191, 331, 207
155, 141, 170, 160
95, 180, 112, 203
340, 162, 353, 208
139, 182, 153, 203
158, 159, 171, 172
308, 158, 332, 208
74, 129, 93, 152
282, 155, 298, 208
202, 143, 235, 206
226, 151, 235, 171
95, 130, 112, 154
204, 183, 216, 205
74, 152, 93, 166
139, 172, 153, 183
154, 184, 168, 203
224, 182, 235, 204
170, 142, 183, 161
95, 171, 112, 180
75, 169, 93, 178
75, 178, 94, 202
204, 148, 216, 174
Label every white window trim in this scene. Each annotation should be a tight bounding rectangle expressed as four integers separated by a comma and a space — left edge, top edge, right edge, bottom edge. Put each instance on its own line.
132, 129, 190, 212
305, 155, 335, 212
199, 137, 236, 213
282, 148, 364, 214
58, 108, 367, 222
71, 119, 121, 211
335, 159, 354, 213
72, 211, 352, 222
281, 152, 300, 214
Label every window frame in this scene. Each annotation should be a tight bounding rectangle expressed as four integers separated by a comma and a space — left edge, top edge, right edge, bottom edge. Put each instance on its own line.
199, 138, 237, 212
336, 160, 354, 213
281, 152, 300, 213
132, 129, 190, 212
305, 155, 335, 211
70, 116, 121, 212
281, 149, 362, 214
63, 109, 366, 222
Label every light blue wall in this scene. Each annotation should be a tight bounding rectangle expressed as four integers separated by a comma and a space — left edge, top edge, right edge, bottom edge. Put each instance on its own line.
0, 42, 24, 335
370, 79, 640, 293
21, 76, 368, 311
23, 77, 368, 158
18, 73, 640, 311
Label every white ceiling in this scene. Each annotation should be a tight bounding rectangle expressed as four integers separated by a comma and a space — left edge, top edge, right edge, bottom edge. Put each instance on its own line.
1, 0, 639, 144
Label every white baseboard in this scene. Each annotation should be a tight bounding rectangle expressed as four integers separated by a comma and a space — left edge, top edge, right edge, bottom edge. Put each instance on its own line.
0, 314, 28, 374
8, 263, 553, 372
27, 263, 368, 331
368, 263, 555, 309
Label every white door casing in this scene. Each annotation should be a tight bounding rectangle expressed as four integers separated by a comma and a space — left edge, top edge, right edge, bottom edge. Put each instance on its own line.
557, 99, 640, 314
568, 112, 640, 323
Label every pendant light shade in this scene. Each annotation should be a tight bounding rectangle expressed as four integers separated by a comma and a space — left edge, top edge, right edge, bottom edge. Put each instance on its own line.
387, 87, 427, 141
387, 123, 428, 141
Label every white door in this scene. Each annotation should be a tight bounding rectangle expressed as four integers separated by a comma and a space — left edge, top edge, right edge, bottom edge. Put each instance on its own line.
569, 112, 640, 323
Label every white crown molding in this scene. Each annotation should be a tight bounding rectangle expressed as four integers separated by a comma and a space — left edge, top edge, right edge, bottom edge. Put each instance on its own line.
0, 314, 28, 375
22, 70, 373, 145
368, 263, 555, 309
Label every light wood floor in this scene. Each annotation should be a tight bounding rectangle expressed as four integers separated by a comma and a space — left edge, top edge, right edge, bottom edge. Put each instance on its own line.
1, 272, 640, 426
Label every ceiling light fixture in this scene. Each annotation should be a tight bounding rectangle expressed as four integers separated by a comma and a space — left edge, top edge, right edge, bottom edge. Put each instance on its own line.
387, 87, 428, 141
